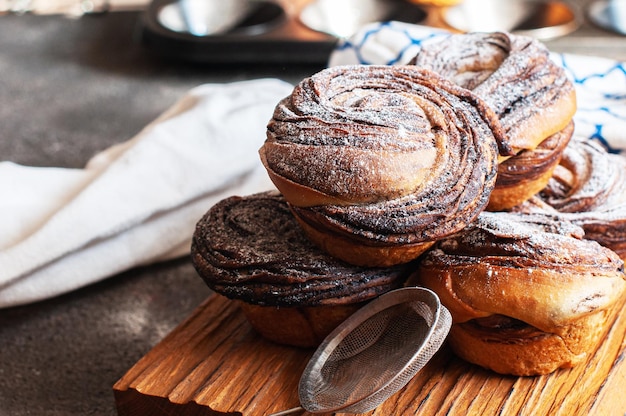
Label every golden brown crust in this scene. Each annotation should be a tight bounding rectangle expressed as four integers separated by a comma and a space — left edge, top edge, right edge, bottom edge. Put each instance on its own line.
487, 120, 574, 211
411, 31, 577, 156
419, 259, 624, 330
415, 211, 626, 375
262, 65, 501, 266
259, 149, 354, 207
447, 299, 623, 376
292, 212, 435, 267
487, 168, 555, 212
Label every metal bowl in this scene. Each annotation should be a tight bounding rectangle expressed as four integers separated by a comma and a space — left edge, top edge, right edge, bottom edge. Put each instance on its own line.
157, 0, 285, 37
587, 0, 626, 35
299, 0, 427, 38
443, 0, 579, 39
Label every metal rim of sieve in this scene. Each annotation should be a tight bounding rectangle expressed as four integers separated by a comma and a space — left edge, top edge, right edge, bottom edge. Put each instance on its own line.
270, 286, 452, 415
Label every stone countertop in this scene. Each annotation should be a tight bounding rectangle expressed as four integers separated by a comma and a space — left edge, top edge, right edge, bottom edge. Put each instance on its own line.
0, 9, 324, 416
0, 2, 624, 415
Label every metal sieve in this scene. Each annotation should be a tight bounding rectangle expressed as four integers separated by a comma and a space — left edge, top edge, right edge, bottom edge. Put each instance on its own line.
270, 286, 452, 415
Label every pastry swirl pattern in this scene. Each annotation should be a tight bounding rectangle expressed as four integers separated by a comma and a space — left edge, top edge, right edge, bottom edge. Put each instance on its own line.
262, 64, 501, 205
415, 210, 626, 375
540, 138, 626, 212
260, 65, 501, 265
417, 211, 625, 329
190, 192, 411, 306
411, 31, 577, 156
494, 121, 573, 189
486, 121, 574, 210
537, 138, 626, 258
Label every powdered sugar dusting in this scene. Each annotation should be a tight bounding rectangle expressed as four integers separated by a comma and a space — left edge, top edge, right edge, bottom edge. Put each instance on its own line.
412, 32, 576, 153
534, 136, 626, 257
190, 192, 412, 306
263, 65, 500, 218
432, 210, 623, 271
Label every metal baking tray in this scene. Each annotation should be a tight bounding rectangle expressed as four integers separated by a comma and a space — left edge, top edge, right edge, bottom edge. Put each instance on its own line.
138, 0, 579, 64
138, 0, 427, 64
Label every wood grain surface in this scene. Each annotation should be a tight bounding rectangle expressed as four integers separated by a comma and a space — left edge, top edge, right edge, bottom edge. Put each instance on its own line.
114, 294, 626, 416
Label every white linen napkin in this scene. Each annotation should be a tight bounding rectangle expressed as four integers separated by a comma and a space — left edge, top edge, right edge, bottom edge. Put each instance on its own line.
0, 79, 293, 308
329, 22, 626, 155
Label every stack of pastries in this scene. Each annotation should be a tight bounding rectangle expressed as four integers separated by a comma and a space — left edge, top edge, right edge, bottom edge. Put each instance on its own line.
260, 64, 502, 267
191, 31, 626, 376
411, 32, 577, 211
415, 211, 625, 375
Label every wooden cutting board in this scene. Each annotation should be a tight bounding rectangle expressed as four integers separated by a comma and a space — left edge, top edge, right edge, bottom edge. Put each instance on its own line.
113, 293, 626, 416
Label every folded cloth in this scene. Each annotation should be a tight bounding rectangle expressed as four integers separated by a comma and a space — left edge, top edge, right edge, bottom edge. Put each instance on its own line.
329, 22, 626, 155
0, 79, 293, 308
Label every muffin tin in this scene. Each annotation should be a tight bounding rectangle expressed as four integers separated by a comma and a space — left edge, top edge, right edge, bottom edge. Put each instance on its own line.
139, 0, 427, 63
139, 0, 580, 64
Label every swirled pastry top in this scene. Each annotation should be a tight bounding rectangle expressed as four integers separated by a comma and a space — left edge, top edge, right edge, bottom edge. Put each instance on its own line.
411, 32, 576, 156
190, 192, 411, 307
537, 137, 626, 257
260, 65, 503, 207
540, 137, 626, 212
418, 211, 626, 331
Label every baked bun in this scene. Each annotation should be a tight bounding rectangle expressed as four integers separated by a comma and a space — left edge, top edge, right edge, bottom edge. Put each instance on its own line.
260, 65, 502, 267
487, 120, 573, 211
514, 138, 626, 260
411, 31, 576, 209
538, 137, 626, 259
190, 191, 413, 347
414, 211, 626, 376
411, 31, 576, 156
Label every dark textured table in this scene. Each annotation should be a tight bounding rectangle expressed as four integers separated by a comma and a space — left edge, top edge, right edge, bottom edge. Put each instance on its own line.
0, 2, 624, 415
0, 10, 323, 416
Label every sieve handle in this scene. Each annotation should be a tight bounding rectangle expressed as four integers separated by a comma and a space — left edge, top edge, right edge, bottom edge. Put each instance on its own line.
267, 406, 304, 415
